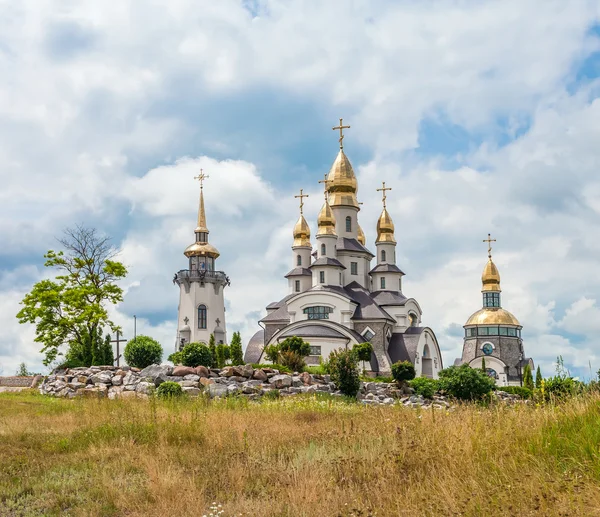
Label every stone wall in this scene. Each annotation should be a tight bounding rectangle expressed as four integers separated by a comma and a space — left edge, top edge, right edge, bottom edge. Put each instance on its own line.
0, 376, 43, 388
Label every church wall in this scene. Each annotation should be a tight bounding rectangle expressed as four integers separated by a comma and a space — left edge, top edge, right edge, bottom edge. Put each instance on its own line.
468, 356, 509, 386
353, 321, 392, 374
462, 336, 525, 382
413, 330, 442, 379
311, 267, 343, 287
292, 246, 312, 269
337, 252, 371, 289
332, 206, 359, 239
375, 243, 396, 264
288, 276, 312, 294
286, 292, 355, 327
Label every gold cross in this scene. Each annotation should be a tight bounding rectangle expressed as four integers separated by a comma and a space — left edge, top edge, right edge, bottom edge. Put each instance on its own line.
332, 117, 351, 149
294, 189, 309, 214
483, 233, 496, 258
376, 181, 392, 208
318, 174, 332, 201
194, 169, 209, 189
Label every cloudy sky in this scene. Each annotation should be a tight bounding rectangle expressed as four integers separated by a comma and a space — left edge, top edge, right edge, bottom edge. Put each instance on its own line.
1, 0, 599, 378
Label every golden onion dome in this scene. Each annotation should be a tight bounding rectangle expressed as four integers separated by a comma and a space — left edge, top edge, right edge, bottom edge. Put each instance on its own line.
293, 214, 311, 247
184, 241, 220, 259
465, 308, 521, 326
326, 149, 359, 209
317, 200, 337, 236
357, 224, 366, 246
376, 208, 396, 244
482, 258, 501, 292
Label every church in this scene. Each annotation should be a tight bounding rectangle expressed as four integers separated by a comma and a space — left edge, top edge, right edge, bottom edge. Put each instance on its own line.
244, 121, 443, 377
454, 236, 534, 386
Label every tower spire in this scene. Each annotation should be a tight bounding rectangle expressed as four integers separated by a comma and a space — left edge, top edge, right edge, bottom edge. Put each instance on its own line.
194, 170, 210, 233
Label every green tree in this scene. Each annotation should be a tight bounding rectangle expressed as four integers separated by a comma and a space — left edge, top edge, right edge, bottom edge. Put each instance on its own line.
523, 364, 534, 391
352, 342, 373, 374
535, 366, 543, 389
481, 357, 486, 373
391, 361, 416, 383
16, 226, 127, 366
264, 344, 281, 363
438, 364, 495, 401
277, 336, 311, 371
124, 335, 163, 369
215, 344, 227, 368
16, 362, 32, 376
230, 331, 244, 365
64, 326, 112, 367
328, 348, 361, 398
168, 351, 183, 365
208, 334, 217, 368
181, 342, 212, 368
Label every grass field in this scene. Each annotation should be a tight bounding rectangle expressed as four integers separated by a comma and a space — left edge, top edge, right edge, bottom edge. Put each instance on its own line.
1, 391, 600, 517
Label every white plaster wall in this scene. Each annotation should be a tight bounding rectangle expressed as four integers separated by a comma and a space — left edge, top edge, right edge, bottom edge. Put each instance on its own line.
332, 206, 359, 239
371, 271, 403, 292
316, 235, 338, 258
286, 291, 356, 327
337, 252, 371, 289
292, 246, 312, 269
177, 282, 227, 348
375, 243, 396, 264
468, 356, 509, 386
413, 329, 442, 379
311, 266, 344, 287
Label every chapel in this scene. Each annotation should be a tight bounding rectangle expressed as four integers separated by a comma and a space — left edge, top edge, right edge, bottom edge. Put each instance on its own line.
244, 121, 443, 377
173, 172, 230, 350
455, 236, 534, 386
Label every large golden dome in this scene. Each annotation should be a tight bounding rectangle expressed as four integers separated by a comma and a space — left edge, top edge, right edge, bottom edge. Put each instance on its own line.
184, 241, 220, 259
376, 208, 396, 244
465, 308, 520, 326
293, 215, 311, 247
482, 258, 501, 292
317, 200, 337, 236
357, 224, 366, 245
326, 150, 359, 208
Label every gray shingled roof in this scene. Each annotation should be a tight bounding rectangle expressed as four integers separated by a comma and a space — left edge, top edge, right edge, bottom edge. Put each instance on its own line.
309, 257, 346, 269
260, 304, 291, 323
266, 294, 294, 310
284, 267, 312, 278
344, 282, 395, 321
244, 329, 265, 363
279, 325, 346, 339
337, 237, 375, 257
370, 290, 408, 307
369, 263, 405, 275
388, 327, 426, 364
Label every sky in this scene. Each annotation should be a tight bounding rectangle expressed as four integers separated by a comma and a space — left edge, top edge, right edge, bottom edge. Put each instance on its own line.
1, 0, 600, 379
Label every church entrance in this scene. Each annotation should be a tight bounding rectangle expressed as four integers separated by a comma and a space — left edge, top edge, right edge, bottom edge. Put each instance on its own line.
422, 344, 433, 378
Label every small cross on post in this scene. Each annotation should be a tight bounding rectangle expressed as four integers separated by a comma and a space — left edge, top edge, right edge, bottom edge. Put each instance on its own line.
376, 181, 392, 208
318, 174, 333, 201
110, 331, 127, 367
332, 117, 351, 149
294, 189, 309, 214
483, 233, 496, 258
194, 169, 209, 189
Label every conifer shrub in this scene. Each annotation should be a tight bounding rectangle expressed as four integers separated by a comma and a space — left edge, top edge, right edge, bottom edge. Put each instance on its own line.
157, 381, 183, 399
409, 377, 440, 399
391, 361, 416, 383
124, 335, 163, 369
328, 349, 361, 398
215, 344, 227, 368
523, 364, 534, 391
181, 342, 212, 368
535, 366, 543, 389
208, 334, 217, 367
229, 331, 244, 365
438, 364, 495, 401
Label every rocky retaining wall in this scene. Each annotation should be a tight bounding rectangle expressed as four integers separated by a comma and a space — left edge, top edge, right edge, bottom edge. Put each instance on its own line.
0, 375, 43, 388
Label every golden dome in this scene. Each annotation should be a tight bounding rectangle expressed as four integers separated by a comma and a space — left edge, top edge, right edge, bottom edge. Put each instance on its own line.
357, 224, 366, 245
376, 208, 396, 244
465, 308, 520, 326
327, 150, 359, 209
293, 214, 311, 247
482, 258, 501, 292
317, 200, 337, 236
184, 241, 220, 259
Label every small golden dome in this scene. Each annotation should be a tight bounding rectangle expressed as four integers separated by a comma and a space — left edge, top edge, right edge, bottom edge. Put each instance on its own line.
317, 200, 337, 236
465, 308, 520, 326
184, 241, 220, 259
357, 225, 366, 245
327, 150, 359, 208
376, 208, 396, 244
293, 215, 311, 247
482, 258, 501, 292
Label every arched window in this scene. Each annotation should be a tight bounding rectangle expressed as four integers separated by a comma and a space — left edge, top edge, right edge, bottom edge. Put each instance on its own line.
381, 250, 387, 262
198, 305, 207, 329
409, 313, 418, 327
297, 255, 302, 266
321, 244, 326, 256
346, 216, 352, 232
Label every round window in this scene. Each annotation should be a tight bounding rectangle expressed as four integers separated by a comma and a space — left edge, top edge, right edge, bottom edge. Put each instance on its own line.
482, 343, 493, 355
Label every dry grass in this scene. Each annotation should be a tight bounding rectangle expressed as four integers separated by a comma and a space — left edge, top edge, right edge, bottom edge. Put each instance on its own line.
1, 391, 600, 517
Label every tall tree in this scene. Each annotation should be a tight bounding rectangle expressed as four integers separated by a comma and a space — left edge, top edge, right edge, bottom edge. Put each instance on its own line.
17, 226, 127, 366
208, 334, 217, 368
535, 366, 543, 389
523, 364, 534, 391
230, 331, 244, 365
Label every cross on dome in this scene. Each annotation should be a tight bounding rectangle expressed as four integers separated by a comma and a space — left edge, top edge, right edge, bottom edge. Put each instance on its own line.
377, 181, 392, 209
318, 174, 333, 201
332, 118, 351, 149
194, 169, 209, 189
294, 189, 309, 214
483, 233, 497, 258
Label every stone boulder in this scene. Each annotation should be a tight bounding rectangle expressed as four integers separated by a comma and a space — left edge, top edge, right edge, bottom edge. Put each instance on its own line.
90, 372, 112, 384
172, 366, 197, 377
269, 374, 292, 389
208, 384, 228, 398
199, 377, 215, 387
219, 366, 235, 377
195, 365, 209, 378
140, 364, 173, 378
252, 369, 268, 381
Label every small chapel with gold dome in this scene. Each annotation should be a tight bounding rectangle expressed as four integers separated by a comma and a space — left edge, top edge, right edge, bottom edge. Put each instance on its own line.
244, 120, 443, 377
455, 236, 534, 386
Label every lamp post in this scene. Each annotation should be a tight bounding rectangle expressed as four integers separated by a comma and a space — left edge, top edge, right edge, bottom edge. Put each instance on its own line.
134, 315, 137, 343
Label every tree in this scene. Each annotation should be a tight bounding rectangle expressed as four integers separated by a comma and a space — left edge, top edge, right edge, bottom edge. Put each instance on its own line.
16, 363, 32, 376
230, 331, 244, 365
16, 226, 127, 366
535, 366, 543, 389
215, 344, 227, 368
438, 364, 495, 401
481, 357, 486, 373
264, 344, 281, 364
124, 335, 163, 368
277, 336, 312, 371
63, 326, 113, 367
353, 342, 373, 373
208, 334, 217, 367
391, 361, 416, 383
328, 348, 361, 398
523, 364, 534, 391
181, 342, 212, 368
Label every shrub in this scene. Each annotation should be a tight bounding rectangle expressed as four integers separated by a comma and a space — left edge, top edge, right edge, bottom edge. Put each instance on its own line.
168, 351, 183, 365
264, 344, 281, 363
278, 350, 306, 372
124, 336, 163, 369
410, 377, 440, 399
353, 342, 373, 363
264, 336, 312, 371
535, 366, 543, 389
279, 336, 311, 356
498, 386, 533, 399
157, 381, 183, 399
215, 344, 227, 368
328, 349, 361, 398
230, 331, 244, 365
543, 376, 581, 401
438, 364, 495, 401
391, 361, 416, 383
208, 334, 217, 367
181, 342, 212, 368
523, 364, 534, 391
250, 363, 292, 374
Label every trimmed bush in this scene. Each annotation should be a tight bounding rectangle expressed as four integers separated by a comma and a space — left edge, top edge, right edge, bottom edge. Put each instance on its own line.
391, 361, 416, 383
353, 342, 373, 363
328, 349, 361, 398
438, 364, 495, 401
498, 386, 532, 400
181, 342, 212, 368
124, 336, 163, 369
168, 351, 183, 365
410, 377, 440, 399
157, 381, 183, 399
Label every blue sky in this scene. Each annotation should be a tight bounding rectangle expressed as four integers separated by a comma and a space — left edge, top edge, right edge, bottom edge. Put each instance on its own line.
1, 0, 600, 379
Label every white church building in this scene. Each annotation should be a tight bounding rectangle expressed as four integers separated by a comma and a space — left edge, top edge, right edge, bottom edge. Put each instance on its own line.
244, 122, 443, 377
